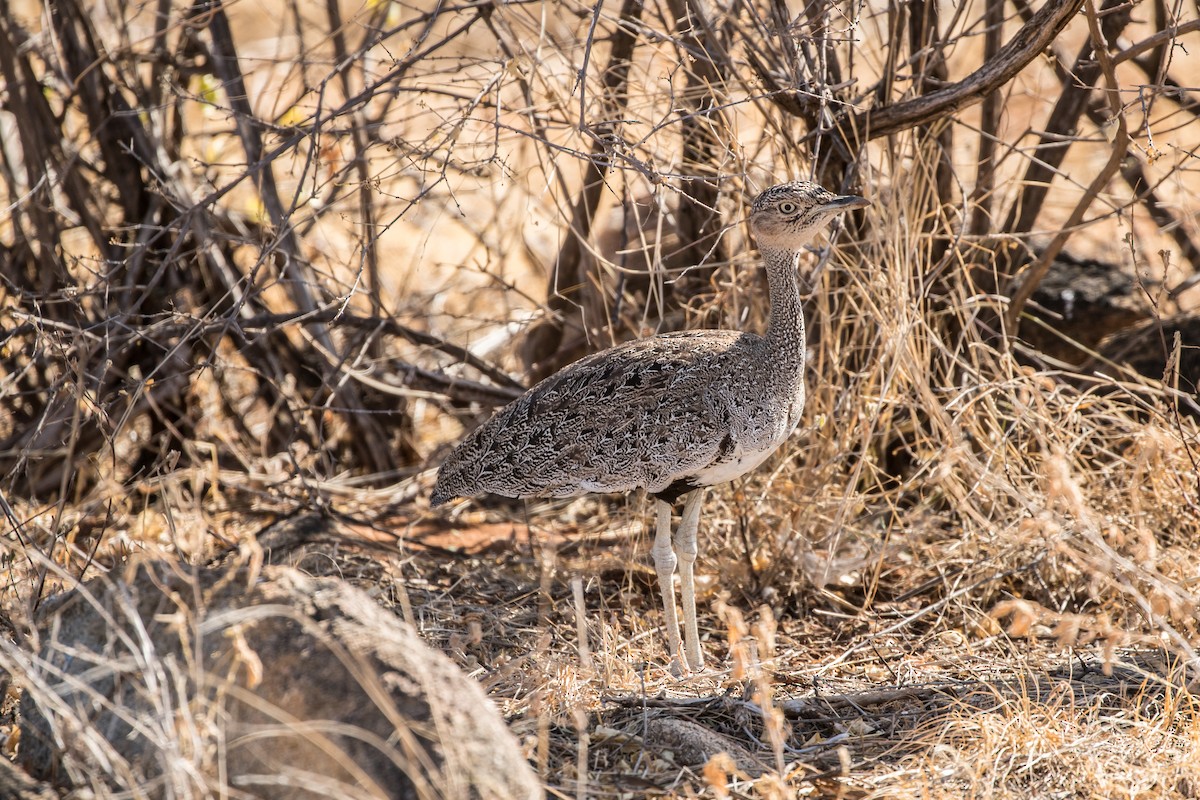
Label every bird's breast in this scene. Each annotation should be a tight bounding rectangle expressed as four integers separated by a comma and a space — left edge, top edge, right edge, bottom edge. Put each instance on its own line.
688, 385, 804, 488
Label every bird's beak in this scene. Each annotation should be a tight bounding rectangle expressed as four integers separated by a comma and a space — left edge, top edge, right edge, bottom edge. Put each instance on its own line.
821, 194, 870, 212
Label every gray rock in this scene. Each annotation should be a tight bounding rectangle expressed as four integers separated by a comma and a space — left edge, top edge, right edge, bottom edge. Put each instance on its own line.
15, 560, 542, 800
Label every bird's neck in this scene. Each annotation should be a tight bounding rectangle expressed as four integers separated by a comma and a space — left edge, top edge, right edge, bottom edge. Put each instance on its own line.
761, 246, 806, 373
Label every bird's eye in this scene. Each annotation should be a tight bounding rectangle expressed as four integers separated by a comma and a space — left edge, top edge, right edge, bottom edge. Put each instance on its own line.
778, 201, 798, 214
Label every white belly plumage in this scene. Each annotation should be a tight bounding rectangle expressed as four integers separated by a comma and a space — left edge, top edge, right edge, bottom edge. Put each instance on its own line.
689, 445, 779, 487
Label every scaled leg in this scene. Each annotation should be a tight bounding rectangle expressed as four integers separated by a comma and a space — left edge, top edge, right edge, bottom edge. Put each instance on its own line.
674, 489, 705, 672
649, 497, 683, 676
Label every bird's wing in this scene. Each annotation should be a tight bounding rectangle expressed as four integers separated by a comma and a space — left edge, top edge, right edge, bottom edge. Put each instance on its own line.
435, 330, 750, 500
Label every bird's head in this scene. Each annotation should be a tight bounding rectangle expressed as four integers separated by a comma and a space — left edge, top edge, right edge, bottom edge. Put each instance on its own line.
749, 180, 869, 250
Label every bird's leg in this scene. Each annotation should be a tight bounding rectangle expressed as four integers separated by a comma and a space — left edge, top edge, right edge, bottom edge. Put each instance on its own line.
674, 489, 705, 672
650, 497, 684, 676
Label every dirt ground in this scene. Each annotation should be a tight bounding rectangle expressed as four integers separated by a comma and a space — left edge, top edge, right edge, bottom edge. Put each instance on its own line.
13, 490, 1186, 798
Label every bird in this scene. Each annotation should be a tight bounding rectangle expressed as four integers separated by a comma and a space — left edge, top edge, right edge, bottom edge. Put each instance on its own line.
431, 180, 869, 675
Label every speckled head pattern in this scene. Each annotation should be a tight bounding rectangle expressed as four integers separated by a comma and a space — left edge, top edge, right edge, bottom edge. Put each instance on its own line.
749, 180, 869, 250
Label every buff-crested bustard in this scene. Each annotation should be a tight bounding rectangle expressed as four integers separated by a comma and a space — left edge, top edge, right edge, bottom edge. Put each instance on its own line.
431, 180, 869, 674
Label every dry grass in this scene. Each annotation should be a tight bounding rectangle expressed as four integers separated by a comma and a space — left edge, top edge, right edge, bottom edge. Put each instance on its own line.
3, 0, 1200, 797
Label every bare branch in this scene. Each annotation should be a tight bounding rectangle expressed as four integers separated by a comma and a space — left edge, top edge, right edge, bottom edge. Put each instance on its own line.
1005, 0, 1131, 332
849, 0, 1085, 141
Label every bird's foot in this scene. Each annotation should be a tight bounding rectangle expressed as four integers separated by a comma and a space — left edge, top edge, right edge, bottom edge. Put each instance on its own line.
667, 652, 706, 678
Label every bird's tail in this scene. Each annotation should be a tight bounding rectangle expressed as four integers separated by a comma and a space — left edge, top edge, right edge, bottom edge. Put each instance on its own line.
429, 485, 455, 507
